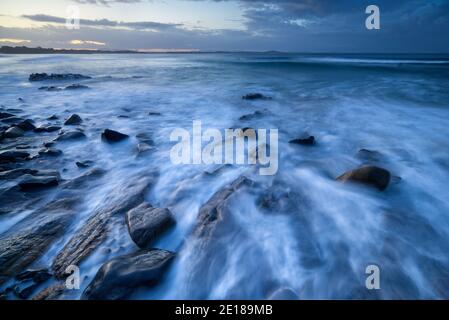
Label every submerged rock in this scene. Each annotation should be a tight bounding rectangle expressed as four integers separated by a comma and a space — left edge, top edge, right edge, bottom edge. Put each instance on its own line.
289, 136, 315, 146
38, 148, 63, 157
52, 174, 157, 278
239, 110, 264, 121
64, 114, 82, 125
0, 150, 29, 163
34, 125, 61, 133
55, 131, 86, 141
15, 268, 52, 283
18, 174, 59, 191
65, 84, 89, 90
32, 283, 66, 300
29, 73, 91, 82
101, 129, 129, 143
38, 86, 62, 92
126, 203, 175, 248
148, 111, 162, 116
82, 249, 175, 300
242, 93, 272, 100
0, 112, 14, 119
356, 149, 383, 162
337, 165, 391, 191
4, 126, 24, 138
0, 198, 77, 278
75, 160, 93, 168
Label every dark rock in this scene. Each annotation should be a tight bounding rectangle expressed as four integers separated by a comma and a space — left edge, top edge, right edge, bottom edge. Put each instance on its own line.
15, 268, 52, 283
55, 131, 86, 141
14, 283, 40, 299
18, 175, 59, 191
17, 119, 36, 131
61, 168, 105, 190
0, 150, 29, 163
101, 129, 129, 143
29, 73, 91, 82
0, 168, 59, 181
75, 160, 93, 168
0, 198, 77, 278
82, 249, 175, 300
126, 203, 175, 248
289, 136, 315, 146
43, 141, 55, 148
47, 115, 59, 120
34, 125, 61, 133
32, 283, 66, 300
337, 165, 391, 191
148, 111, 162, 116
136, 132, 154, 145
38, 86, 62, 92
65, 84, 89, 90
356, 149, 383, 162
64, 114, 82, 125
239, 110, 264, 121
4, 126, 24, 138
0, 112, 14, 119
242, 93, 272, 100
38, 148, 63, 157
52, 174, 157, 278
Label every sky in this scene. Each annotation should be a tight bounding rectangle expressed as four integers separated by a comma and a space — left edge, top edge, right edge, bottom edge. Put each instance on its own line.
0, 0, 448, 52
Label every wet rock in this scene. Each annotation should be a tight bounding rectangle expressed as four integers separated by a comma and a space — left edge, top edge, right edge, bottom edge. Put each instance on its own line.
242, 93, 272, 100
101, 129, 129, 143
34, 125, 61, 133
29, 73, 91, 82
15, 268, 52, 283
39, 86, 62, 92
136, 143, 154, 156
337, 165, 391, 191
0, 150, 29, 163
82, 249, 175, 300
126, 203, 175, 248
148, 111, 162, 116
239, 110, 264, 121
356, 149, 383, 162
65, 84, 89, 90
32, 283, 66, 300
14, 283, 40, 299
0, 198, 77, 278
136, 132, 154, 145
52, 174, 157, 278
289, 136, 315, 146
4, 126, 24, 138
61, 168, 105, 190
17, 119, 36, 131
75, 160, 93, 168
0, 168, 59, 181
18, 175, 59, 191
43, 141, 55, 148
0, 112, 14, 119
47, 114, 59, 120
64, 114, 82, 125
55, 131, 86, 141
38, 148, 63, 157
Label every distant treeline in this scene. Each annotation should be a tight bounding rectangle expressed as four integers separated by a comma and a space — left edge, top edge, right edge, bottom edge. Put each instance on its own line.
0, 46, 140, 54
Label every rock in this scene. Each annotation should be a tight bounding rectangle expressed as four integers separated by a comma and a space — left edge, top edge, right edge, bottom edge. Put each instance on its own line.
239, 110, 264, 121
148, 111, 162, 116
38, 86, 62, 92
38, 148, 63, 157
356, 149, 383, 162
15, 268, 52, 283
75, 160, 93, 168
18, 175, 59, 191
32, 283, 66, 300
0, 112, 14, 119
82, 249, 175, 300
43, 141, 55, 148
29, 73, 91, 82
136, 132, 154, 145
34, 125, 61, 133
47, 115, 58, 120
61, 168, 105, 190
14, 283, 40, 299
64, 114, 82, 125
4, 126, 24, 138
0, 198, 77, 278
55, 131, 86, 141
52, 174, 157, 278
101, 129, 129, 143
0, 150, 29, 163
242, 93, 272, 100
337, 165, 391, 191
65, 84, 89, 90
136, 143, 154, 156
289, 136, 315, 146
126, 203, 175, 248
17, 119, 36, 131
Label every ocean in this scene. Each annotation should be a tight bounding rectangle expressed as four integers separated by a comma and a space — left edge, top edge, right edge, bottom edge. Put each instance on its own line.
1, 53, 449, 299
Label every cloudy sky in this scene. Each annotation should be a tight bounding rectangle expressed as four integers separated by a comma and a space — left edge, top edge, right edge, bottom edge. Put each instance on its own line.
0, 0, 448, 52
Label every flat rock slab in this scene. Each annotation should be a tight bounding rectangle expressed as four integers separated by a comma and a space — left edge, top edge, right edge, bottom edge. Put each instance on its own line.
126, 203, 175, 248
82, 249, 175, 300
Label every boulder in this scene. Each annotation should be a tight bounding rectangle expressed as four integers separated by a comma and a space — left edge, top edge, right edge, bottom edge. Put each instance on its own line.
4, 126, 24, 138
126, 203, 175, 248
82, 249, 175, 300
289, 136, 315, 146
64, 114, 82, 125
17, 120, 36, 131
101, 129, 129, 143
242, 93, 272, 100
29, 73, 91, 82
337, 165, 391, 191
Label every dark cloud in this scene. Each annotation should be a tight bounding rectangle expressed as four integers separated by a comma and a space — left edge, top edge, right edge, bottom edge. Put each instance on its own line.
22, 14, 182, 30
